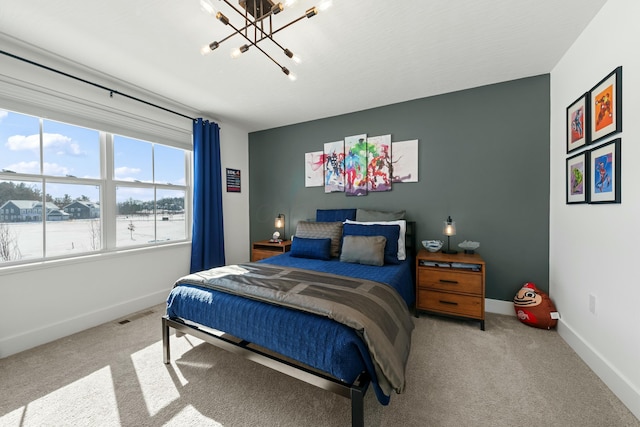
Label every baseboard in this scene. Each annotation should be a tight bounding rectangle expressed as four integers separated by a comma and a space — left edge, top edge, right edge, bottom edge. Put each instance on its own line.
0, 290, 168, 359
558, 319, 640, 421
485, 298, 515, 316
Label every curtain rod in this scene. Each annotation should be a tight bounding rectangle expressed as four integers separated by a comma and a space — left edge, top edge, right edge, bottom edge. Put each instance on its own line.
0, 49, 197, 122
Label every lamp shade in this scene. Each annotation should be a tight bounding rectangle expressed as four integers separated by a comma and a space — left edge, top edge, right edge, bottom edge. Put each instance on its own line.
274, 213, 285, 241
443, 216, 456, 236
275, 214, 284, 229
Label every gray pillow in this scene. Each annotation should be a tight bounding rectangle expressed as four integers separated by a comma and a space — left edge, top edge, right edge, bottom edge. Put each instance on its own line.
340, 235, 386, 266
356, 208, 406, 221
295, 221, 343, 257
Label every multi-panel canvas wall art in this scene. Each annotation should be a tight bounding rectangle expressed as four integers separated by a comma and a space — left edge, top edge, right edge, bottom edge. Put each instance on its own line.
366, 135, 392, 193
324, 140, 345, 193
391, 139, 419, 183
305, 150, 324, 187
307, 134, 419, 195
344, 134, 368, 196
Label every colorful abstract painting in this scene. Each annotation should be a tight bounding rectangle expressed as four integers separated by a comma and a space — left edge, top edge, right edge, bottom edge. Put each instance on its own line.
305, 150, 324, 187
391, 139, 419, 183
366, 135, 392, 192
344, 134, 367, 196
323, 140, 344, 193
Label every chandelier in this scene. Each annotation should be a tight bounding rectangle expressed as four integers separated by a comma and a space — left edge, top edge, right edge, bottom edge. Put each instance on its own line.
200, 0, 330, 80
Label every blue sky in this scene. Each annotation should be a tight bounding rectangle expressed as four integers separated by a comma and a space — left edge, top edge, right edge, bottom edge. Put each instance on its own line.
1, 109, 186, 202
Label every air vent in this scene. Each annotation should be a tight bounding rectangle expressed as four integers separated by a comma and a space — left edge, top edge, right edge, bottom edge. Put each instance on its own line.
116, 309, 155, 325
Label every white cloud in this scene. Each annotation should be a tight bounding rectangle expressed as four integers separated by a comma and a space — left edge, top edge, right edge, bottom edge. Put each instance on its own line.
6, 134, 40, 151
114, 166, 142, 181
5, 161, 40, 174
5, 133, 85, 156
43, 162, 71, 176
5, 161, 70, 176
0, 110, 8, 121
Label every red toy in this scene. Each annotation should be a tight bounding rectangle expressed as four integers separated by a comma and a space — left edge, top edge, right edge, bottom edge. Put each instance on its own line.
513, 282, 558, 329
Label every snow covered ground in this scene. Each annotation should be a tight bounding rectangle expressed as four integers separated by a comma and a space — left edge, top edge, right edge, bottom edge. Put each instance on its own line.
2, 214, 186, 262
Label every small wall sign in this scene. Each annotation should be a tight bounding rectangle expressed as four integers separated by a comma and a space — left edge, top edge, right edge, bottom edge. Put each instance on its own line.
226, 168, 241, 192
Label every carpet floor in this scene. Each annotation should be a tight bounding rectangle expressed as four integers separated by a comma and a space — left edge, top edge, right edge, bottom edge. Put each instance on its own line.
1, 304, 638, 426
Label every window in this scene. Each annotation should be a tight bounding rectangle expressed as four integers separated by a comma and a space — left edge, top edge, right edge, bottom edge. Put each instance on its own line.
113, 135, 187, 248
0, 108, 190, 266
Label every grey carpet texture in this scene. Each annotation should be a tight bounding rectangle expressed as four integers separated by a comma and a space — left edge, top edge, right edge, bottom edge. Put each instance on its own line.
1, 304, 638, 426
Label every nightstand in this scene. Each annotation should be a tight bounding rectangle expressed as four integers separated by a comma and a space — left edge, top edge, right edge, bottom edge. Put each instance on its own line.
251, 240, 292, 262
415, 249, 486, 330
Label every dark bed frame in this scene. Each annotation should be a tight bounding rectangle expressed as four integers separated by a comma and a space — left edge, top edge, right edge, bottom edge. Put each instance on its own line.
163, 316, 370, 426
162, 221, 416, 427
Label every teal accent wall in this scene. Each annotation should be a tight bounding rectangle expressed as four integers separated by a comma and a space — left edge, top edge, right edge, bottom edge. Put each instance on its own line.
249, 75, 550, 301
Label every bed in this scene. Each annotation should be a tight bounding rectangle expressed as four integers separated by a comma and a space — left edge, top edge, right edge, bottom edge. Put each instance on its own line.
163, 208, 416, 426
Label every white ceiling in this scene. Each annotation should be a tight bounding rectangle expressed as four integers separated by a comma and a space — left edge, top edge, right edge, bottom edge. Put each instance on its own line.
0, 0, 608, 132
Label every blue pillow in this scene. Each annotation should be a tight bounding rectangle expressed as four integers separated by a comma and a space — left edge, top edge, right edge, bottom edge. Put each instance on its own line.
342, 223, 400, 264
290, 237, 332, 260
316, 208, 357, 222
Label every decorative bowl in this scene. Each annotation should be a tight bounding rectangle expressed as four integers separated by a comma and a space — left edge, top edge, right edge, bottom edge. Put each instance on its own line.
422, 239, 444, 252
458, 240, 480, 253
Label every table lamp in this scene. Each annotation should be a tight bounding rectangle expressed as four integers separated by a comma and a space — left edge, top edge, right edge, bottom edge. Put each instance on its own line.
442, 216, 457, 254
274, 213, 285, 242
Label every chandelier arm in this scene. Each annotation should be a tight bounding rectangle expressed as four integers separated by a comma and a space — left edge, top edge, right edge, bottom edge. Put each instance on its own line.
216, 2, 309, 60
253, 13, 309, 53
225, 21, 286, 71
269, 14, 307, 38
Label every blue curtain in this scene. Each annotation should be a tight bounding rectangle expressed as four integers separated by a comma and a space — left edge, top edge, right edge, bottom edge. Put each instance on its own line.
190, 118, 225, 273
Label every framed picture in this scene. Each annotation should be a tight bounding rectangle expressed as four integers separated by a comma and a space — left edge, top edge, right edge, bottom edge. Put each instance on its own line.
589, 66, 622, 144
226, 168, 241, 192
566, 93, 589, 153
566, 152, 588, 204
589, 138, 621, 204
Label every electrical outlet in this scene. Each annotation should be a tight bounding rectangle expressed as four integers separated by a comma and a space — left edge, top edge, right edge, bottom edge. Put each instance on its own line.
589, 294, 596, 315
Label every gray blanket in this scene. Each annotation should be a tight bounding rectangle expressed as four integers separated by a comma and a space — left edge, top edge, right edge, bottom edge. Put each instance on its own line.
174, 262, 414, 396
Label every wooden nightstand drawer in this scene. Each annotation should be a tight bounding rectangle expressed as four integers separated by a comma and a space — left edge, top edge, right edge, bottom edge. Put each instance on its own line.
415, 250, 486, 329
418, 269, 482, 295
418, 289, 483, 318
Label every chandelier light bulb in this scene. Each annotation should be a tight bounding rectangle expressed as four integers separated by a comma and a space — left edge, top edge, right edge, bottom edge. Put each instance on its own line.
231, 48, 241, 58
199, 0, 216, 15
318, 0, 332, 11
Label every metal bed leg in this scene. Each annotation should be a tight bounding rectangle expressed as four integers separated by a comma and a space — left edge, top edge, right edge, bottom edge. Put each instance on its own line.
350, 373, 369, 427
162, 316, 171, 364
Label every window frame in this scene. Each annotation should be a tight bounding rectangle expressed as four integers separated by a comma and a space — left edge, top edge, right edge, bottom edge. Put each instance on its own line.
0, 108, 192, 268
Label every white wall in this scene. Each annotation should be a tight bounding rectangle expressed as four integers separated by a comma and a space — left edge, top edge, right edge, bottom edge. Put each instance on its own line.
0, 37, 250, 358
550, 0, 640, 419
220, 123, 251, 264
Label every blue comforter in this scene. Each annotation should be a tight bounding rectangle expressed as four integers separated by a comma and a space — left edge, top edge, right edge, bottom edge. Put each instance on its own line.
166, 252, 414, 405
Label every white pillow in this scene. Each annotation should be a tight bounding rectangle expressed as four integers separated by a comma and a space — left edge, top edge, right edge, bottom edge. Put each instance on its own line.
344, 219, 407, 260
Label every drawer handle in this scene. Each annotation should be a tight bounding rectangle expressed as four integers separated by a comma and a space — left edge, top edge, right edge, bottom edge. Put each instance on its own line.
439, 300, 458, 306
439, 279, 459, 284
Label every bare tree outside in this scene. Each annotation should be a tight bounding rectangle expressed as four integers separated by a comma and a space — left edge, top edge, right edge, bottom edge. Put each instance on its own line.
0, 222, 22, 262
128, 220, 136, 240
88, 218, 101, 251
